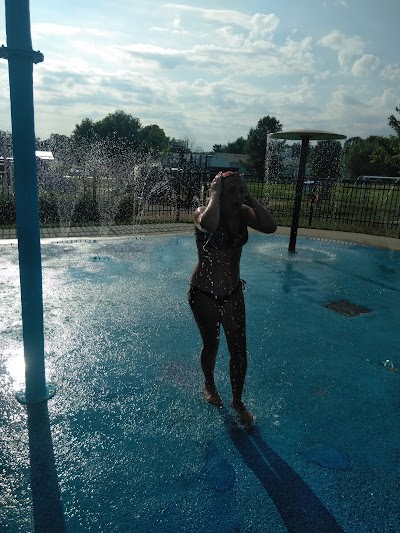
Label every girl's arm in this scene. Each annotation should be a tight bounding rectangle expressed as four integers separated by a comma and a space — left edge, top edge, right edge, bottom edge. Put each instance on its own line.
242, 182, 277, 234
194, 173, 223, 233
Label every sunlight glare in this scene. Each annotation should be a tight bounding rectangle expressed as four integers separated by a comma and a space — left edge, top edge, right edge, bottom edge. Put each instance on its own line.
4, 348, 26, 390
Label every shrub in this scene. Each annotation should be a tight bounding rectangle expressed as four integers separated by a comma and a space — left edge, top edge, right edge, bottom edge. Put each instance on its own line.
71, 194, 101, 225
39, 192, 60, 226
0, 194, 16, 226
114, 194, 139, 224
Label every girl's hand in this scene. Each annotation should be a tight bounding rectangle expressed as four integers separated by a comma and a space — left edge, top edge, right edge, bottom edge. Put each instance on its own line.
210, 172, 223, 198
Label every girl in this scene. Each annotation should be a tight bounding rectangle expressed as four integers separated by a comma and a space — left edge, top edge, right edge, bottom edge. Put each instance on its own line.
189, 171, 277, 424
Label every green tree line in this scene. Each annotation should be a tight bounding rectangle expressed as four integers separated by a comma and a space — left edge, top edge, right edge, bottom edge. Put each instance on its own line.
213, 109, 400, 180
0, 107, 399, 179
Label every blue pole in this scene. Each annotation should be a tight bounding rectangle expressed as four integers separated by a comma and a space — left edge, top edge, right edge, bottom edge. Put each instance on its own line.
4, 0, 55, 403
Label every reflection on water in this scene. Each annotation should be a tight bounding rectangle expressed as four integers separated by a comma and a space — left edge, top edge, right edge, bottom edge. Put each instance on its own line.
3, 348, 25, 391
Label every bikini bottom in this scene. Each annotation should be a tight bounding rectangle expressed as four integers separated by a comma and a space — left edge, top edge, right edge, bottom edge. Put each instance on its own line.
189, 279, 246, 305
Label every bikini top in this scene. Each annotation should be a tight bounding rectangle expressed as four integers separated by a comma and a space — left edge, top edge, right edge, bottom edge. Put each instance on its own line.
195, 212, 248, 250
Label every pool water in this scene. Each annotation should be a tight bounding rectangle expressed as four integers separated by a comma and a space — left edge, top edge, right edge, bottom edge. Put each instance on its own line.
1, 234, 399, 532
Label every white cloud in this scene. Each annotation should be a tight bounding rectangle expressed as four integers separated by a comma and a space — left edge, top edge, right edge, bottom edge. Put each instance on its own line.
248, 13, 279, 39
32, 22, 114, 39
120, 44, 191, 69
351, 54, 380, 77
318, 30, 364, 70
151, 15, 188, 35
0, 2, 396, 148
119, 31, 314, 79
369, 87, 397, 109
279, 36, 314, 72
323, 0, 349, 6
312, 86, 397, 138
164, 4, 279, 38
380, 64, 400, 81
215, 26, 246, 47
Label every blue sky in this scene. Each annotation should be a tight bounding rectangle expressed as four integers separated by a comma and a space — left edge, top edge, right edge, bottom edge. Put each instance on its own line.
0, 0, 399, 150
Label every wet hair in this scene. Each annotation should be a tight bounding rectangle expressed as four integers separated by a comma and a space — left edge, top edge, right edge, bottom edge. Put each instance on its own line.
208, 171, 242, 193
219, 171, 241, 179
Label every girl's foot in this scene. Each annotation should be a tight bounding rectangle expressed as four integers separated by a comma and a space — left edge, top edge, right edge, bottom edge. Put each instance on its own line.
231, 399, 254, 425
204, 383, 223, 406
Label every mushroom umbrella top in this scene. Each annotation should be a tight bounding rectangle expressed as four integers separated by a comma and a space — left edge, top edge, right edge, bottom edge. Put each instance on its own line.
269, 129, 346, 141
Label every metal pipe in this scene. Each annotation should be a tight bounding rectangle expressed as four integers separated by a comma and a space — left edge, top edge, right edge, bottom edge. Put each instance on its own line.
4, 0, 55, 403
288, 136, 309, 253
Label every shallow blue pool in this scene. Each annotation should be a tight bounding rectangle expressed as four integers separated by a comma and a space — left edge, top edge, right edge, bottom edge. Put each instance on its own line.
1, 234, 399, 532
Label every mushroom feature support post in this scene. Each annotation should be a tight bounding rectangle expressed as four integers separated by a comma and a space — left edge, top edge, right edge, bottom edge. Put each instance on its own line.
268, 130, 346, 253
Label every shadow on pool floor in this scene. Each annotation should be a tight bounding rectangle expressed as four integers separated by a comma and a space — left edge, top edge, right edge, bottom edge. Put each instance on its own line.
221, 410, 344, 533
23, 401, 344, 532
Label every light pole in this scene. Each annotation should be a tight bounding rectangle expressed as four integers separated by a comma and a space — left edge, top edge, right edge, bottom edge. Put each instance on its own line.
268, 130, 346, 253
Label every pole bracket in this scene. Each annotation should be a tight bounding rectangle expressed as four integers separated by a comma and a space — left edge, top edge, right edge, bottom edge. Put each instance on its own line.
16, 383, 57, 405
0, 44, 44, 64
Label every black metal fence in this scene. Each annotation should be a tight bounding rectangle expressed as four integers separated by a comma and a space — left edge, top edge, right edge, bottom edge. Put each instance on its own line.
1, 168, 399, 238
256, 177, 400, 237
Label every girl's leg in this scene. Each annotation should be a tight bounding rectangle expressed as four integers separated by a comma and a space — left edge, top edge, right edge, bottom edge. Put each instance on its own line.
221, 288, 254, 423
189, 288, 223, 405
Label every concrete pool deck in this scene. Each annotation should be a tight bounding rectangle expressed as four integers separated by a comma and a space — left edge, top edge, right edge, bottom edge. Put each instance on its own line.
1, 223, 399, 251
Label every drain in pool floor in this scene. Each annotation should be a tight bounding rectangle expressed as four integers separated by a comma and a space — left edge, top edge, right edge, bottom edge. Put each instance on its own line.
324, 299, 372, 317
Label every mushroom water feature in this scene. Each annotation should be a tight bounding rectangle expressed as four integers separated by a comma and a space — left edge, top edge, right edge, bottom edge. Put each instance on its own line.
268, 130, 346, 253
1, 0, 56, 403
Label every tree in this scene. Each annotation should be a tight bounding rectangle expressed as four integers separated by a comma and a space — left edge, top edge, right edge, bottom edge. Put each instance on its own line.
291, 142, 301, 159
71, 118, 99, 144
95, 111, 142, 155
388, 106, 400, 137
70, 111, 143, 157
310, 140, 343, 182
387, 106, 400, 176
344, 136, 399, 180
168, 138, 191, 164
309, 140, 344, 199
222, 136, 247, 154
344, 136, 362, 151
0, 130, 13, 162
265, 139, 285, 181
368, 136, 400, 177
246, 116, 282, 176
212, 144, 222, 152
0, 131, 14, 219
45, 133, 70, 156
140, 124, 169, 153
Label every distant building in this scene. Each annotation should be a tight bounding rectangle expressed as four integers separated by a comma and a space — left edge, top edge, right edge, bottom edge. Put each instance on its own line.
35, 150, 54, 160
1, 151, 55, 196
0, 151, 54, 161
208, 153, 249, 174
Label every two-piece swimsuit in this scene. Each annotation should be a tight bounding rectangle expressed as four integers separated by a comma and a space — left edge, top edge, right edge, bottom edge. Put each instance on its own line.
189, 213, 248, 305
